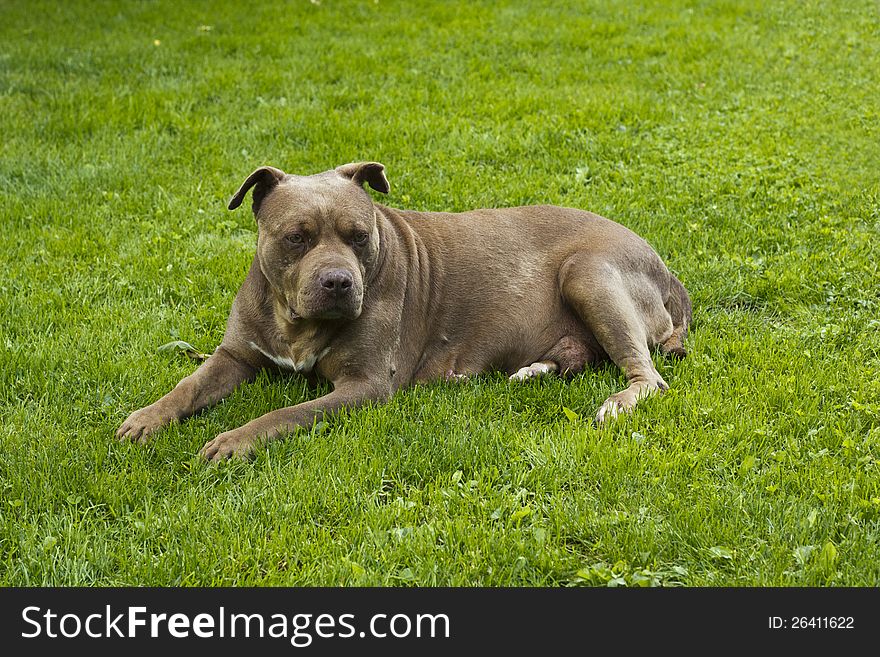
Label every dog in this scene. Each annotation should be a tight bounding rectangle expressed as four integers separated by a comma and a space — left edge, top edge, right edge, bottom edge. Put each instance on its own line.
117, 162, 691, 460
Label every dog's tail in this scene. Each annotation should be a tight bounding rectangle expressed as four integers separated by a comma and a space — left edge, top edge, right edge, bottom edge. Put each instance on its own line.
660, 273, 692, 359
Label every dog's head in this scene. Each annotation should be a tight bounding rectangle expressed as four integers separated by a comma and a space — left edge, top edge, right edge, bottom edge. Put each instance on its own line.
228, 162, 389, 322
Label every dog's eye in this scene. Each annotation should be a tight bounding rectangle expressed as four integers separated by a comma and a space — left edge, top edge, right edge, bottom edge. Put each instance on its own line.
285, 233, 304, 245
353, 231, 369, 245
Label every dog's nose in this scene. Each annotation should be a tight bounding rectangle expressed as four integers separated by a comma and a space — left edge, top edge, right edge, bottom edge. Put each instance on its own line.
319, 269, 354, 296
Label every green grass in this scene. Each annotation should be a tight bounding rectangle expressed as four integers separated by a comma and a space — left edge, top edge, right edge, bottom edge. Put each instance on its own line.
1, 0, 878, 586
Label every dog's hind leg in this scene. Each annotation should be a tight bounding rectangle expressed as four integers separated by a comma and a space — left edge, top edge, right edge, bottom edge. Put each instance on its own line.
510, 360, 559, 381
509, 335, 597, 382
559, 255, 673, 423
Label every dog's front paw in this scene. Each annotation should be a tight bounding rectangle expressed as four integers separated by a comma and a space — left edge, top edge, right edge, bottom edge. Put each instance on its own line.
199, 430, 260, 461
595, 391, 638, 424
595, 379, 668, 424
594, 397, 624, 424
116, 405, 175, 443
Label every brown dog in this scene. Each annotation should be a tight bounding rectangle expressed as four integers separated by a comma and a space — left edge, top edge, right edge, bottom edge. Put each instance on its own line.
117, 162, 691, 460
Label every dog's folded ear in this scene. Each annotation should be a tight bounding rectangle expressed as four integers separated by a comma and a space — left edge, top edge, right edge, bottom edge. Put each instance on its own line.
336, 162, 390, 194
228, 166, 286, 212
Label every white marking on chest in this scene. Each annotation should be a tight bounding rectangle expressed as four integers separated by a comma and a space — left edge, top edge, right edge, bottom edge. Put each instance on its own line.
249, 341, 329, 373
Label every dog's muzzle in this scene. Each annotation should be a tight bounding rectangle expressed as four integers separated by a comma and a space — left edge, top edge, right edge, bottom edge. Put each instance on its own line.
296, 267, 362, 320
318, 268, 354, 299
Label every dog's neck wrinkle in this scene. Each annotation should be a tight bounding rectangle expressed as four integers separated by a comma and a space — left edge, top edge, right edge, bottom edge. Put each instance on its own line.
373, 205, 427, 292
373, 205, 442, 359
367, 206, 391, 289
392, 208, 444, 325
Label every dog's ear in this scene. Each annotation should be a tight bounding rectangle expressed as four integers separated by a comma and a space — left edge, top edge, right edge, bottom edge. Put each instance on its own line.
336, 162, 390, 194
227, 166, 286, 212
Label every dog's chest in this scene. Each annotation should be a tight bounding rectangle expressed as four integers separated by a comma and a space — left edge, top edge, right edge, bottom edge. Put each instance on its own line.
248, 339, 329, 373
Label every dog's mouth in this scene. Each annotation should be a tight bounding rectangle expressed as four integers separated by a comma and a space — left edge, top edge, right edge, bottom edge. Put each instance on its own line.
305, 305, 362, 321
285, 299, 361, 322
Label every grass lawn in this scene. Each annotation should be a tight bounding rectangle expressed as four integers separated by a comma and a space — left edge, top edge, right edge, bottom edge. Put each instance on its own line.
1, 0, 878, 586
